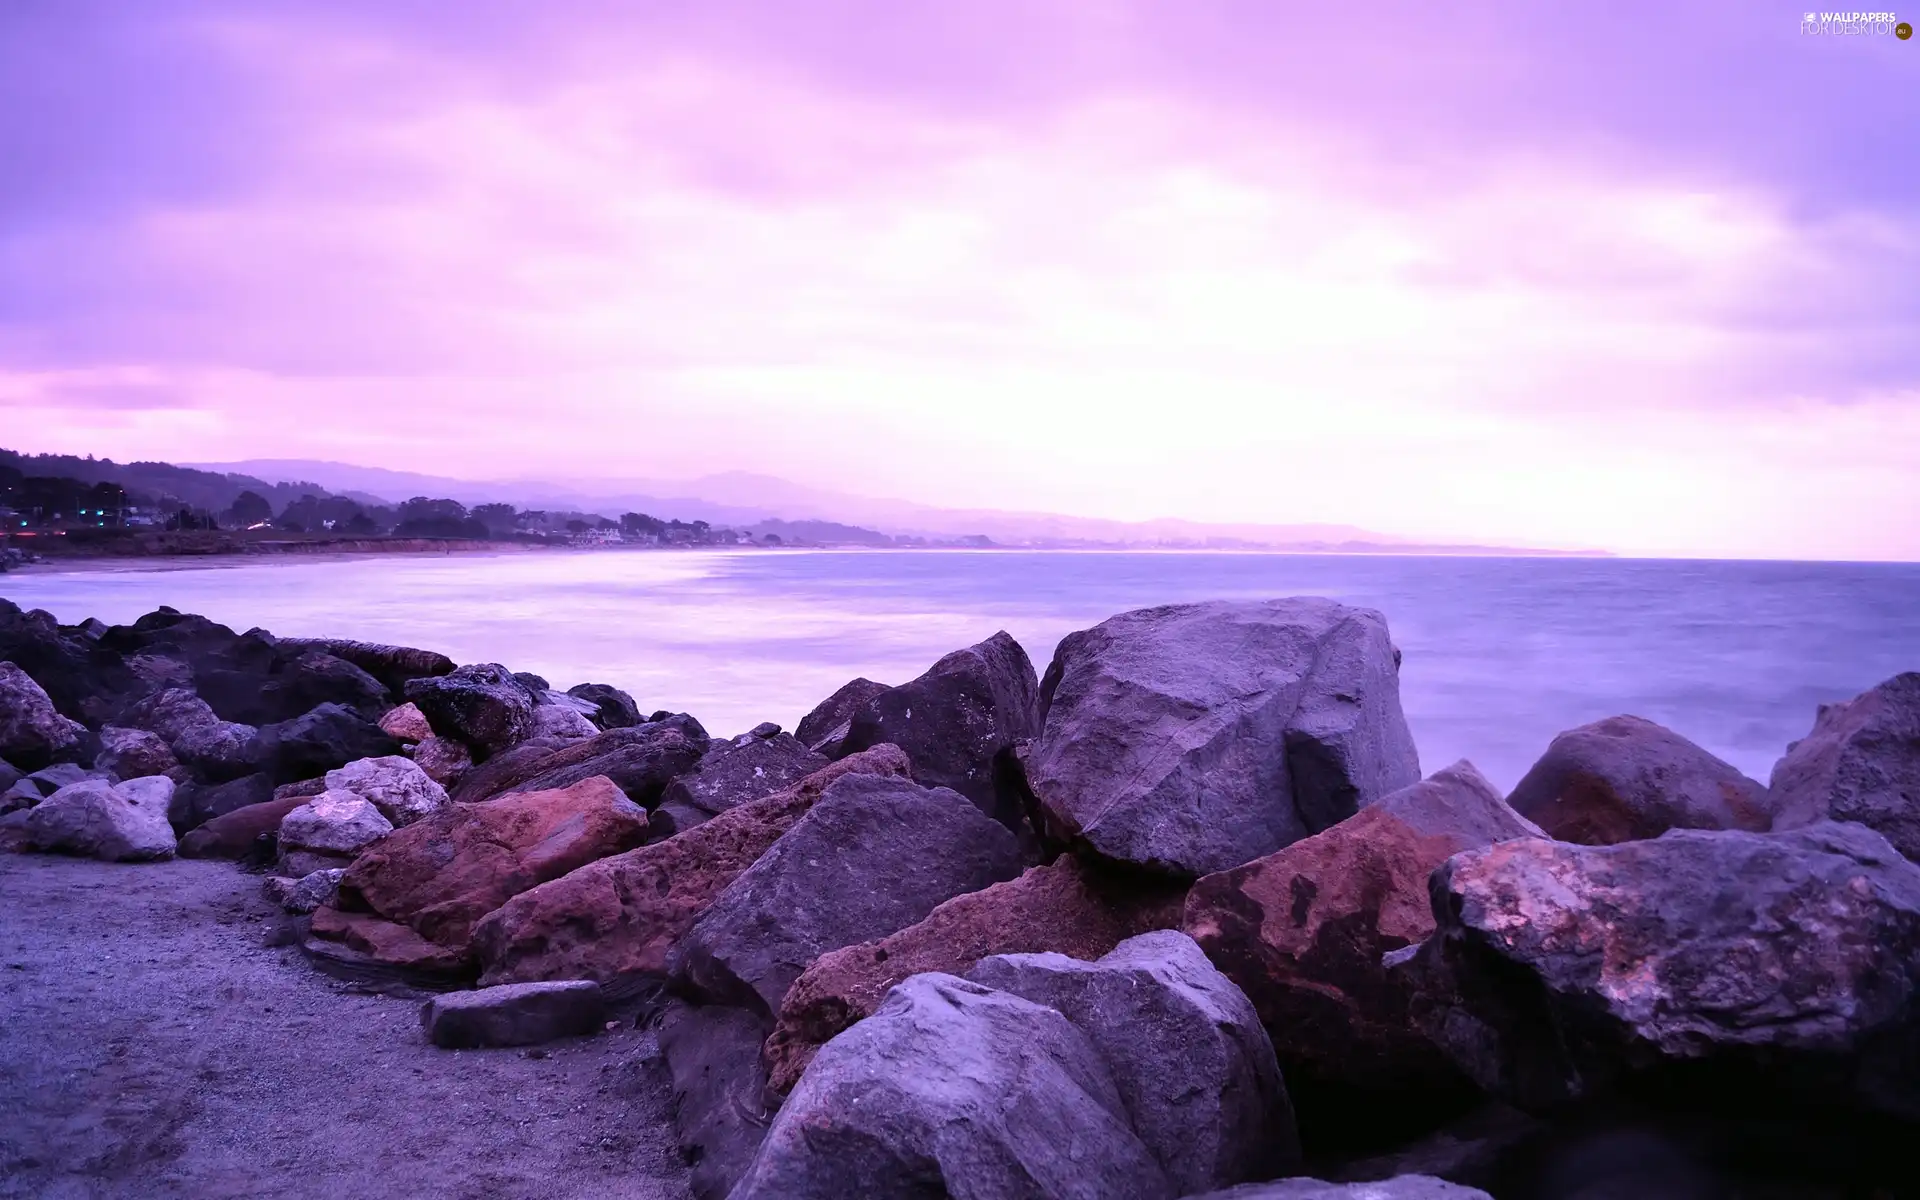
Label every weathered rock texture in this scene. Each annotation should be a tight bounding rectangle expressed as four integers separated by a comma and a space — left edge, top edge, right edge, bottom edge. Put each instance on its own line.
472, 745, 913, 990
1023, 598, 1421, 879
657, 1001, 780, 1200
0, 662, 86, 771
377, 701, 432, 742
277, 791, 392, 870
794, 676, 888, 754
731, 972, 1175, 1200
25, 776, 176, 862
766, 851, 1186, 1092
323, 755, 449, 826
93, 725, 179, 780
1405, 821, 1920, 1120
670, 772, 1025, 1017
1770, 673, 1920, 862
651, 730, 826, 837
969, 930, 1300, 1194
333, 774, 649, 961
420, 980, 606, 1049
1506, 715, 1773, 844
448, 719, 706, 806
178, 795, 310, 859
838, 632, 1040, 828
404, 662, 535, 755
1184, 761, 1540, 1141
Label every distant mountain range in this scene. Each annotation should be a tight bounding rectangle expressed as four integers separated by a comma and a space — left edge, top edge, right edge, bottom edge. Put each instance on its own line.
186, 458, 1608, 555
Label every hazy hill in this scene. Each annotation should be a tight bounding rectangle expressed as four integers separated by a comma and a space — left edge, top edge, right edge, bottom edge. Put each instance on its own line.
190, 458, 1562, 552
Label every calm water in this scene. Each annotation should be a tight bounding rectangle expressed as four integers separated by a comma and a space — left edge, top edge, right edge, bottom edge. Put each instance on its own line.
6, 550, 1918, 791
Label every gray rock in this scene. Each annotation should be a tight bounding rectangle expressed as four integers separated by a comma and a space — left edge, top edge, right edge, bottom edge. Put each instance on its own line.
1506, 714, 1773, 844
657, 1002, 777, 1200
171, 717, 261, 782
671, 772, 1026, 1017
25, 776, 177, 861
2, 780, 42, 815
1184, 1177, 1489, 1199
251, 704, 401, 786
264, 867, 345, 914
0, 759, 19, 797
565, 682, 640, 729
651, 732, 827, 838
730, 972, 1173, 1200
794, 676, 889, 754
969, 930, 1299, 1193
271, 637, 454, 694
94, 725, 180, 781
1022, 598, 1421, 879
169, 772, 276, 833
528, 704, 598, 741
420, 980, 605, 1048
0, 661, 84, 771
840, 632, 1040, 829
1771, 673, 1920, 861
1403, 822, 1920, 1119
277, 790, 393, 863
404, 663, 536, 755
118, 686, 223, 744
28, 762, 95, 795
323, 755, 449, 827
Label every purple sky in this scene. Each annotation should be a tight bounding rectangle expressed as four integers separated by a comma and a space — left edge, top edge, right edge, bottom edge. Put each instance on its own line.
4, 1, 1918, 558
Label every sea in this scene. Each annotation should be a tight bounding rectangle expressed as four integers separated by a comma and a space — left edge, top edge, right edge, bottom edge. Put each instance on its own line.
5, 549, 1917, 792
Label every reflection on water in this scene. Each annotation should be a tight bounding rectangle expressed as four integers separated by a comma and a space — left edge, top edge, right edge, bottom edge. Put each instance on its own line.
7, 549, 1918, 791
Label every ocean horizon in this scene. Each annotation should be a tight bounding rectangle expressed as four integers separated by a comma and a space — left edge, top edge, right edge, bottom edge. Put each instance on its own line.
7, 547, 1917, 792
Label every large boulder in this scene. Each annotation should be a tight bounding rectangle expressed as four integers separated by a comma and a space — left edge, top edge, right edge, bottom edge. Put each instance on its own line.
528, 704, 597, 741
566, 682, 640, 729
93, 725, 180, 781
420, 980, 605, 1049
658, 1001, 781, 1200
117, 687, 258, 782
0, 661, 86, 771
766, 851, 1186, 1092
651, 729, 826, 838
1184, 762, 1540, 1147
169, 771, 276, 833
969, 930, 1300, 1194
1506, 715, 1773, 844
1403, 822, 1920, 1120
838, 632, 1040, 829
277, 790, 393, 875
0, 599, 138, 726
1023, 598, 1421, 880
118, 686, 222, 745
251, 703, 401, 784
178, 794, 310, 859
472, 745, 913, 991
670, 772, 1026, 1018
403, 662, 535, 756
322, 755, 448, 826
794, 676, 889, 754
730, 972, 1174, 1200
332, 774, 649, 962
448, 717, 707, 805
198, 650, 389, 725
273, 636, 454, 694
1770, 673, 1920, 861
307, 906, 469, 978
25, 776, 176, 862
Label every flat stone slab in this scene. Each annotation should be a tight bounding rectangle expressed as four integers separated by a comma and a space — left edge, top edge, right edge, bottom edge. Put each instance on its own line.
421, 980, 606, 1049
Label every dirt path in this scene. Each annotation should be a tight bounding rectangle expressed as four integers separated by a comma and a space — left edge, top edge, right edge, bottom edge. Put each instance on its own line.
0, 855, 692, 1200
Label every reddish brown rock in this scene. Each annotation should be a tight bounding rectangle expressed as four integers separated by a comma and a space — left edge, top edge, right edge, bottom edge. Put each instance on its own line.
378, 701, 433, 743
411, 735, 473, 788
764, 852, 1185, 1092
1183, 761, 1541, 1144
337, 774, 648, 960
1507, 714, 1773, 845
471, 745, 912, 989
308, 905, 470, 976
177, 794, 309, 859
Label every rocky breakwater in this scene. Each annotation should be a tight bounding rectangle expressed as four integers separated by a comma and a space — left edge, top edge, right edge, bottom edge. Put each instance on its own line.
6, 589, 1920, 1200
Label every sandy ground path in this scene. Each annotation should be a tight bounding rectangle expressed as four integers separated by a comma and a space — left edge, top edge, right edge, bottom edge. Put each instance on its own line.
0, 855, 692, 1200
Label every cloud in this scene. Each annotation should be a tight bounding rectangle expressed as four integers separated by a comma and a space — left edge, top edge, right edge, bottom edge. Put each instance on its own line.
1, 1, 1917, 558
